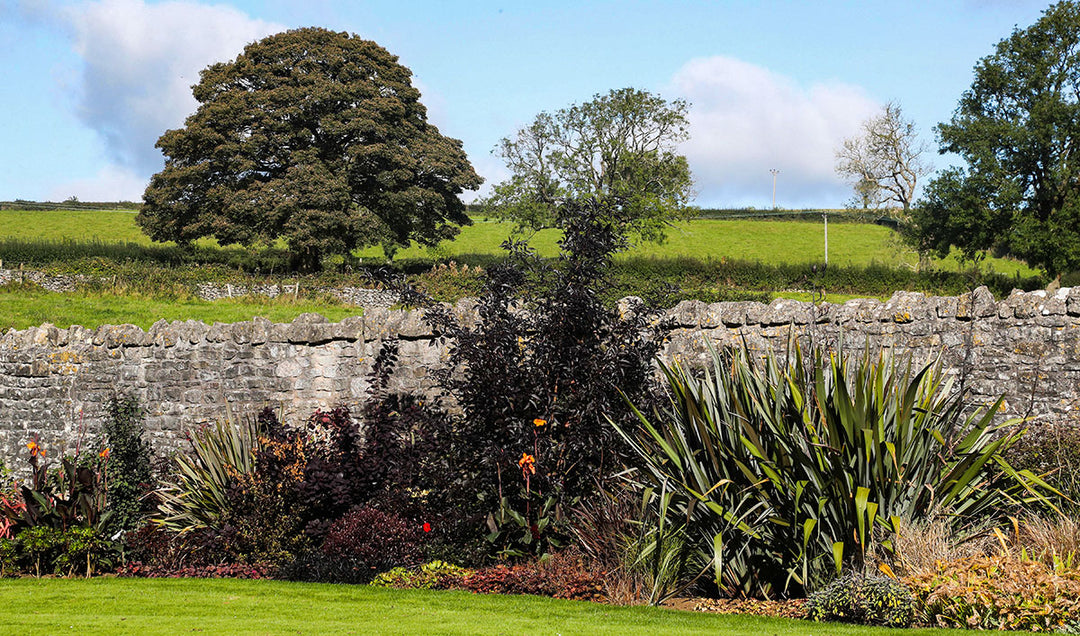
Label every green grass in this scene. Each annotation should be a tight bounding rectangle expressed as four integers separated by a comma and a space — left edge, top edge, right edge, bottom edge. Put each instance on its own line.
0, 209, 149, 244
0, 577, 968, 636
0, 209, 1039, 277
366, 218, 1038, 277
0, 209, 1044, 329
0, 286, 360, 331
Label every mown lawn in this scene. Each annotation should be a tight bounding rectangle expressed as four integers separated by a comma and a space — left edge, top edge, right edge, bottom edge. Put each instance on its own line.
0, 578, 968, 636
0, 209, 1039, 277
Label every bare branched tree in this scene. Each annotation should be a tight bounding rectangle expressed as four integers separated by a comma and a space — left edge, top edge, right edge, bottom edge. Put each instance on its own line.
836, 102, 931, 215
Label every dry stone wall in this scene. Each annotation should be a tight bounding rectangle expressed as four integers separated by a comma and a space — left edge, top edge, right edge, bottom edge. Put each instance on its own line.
2, 286, 1080, 469
0, 268, 400, 307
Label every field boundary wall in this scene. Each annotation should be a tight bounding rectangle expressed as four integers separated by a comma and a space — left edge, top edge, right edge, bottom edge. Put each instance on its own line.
2, 286, 1079, 467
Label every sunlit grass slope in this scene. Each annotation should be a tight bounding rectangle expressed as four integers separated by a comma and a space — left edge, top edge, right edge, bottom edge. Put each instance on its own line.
0, 209, 1039, 277
0, 286, 360, 331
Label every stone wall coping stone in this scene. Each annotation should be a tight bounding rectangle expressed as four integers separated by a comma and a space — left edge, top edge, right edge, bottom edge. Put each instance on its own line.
3, 287, 1078, 352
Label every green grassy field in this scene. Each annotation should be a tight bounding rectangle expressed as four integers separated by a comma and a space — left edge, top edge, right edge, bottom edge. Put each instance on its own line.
0, 286, 360, 331
0, 209, 1044, 330
0, 209, 149, 244
0, 209, 1039, 277
0, 578, 967, 636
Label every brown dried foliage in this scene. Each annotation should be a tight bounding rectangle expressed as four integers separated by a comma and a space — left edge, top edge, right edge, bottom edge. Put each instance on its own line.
903, 554, 1080, 631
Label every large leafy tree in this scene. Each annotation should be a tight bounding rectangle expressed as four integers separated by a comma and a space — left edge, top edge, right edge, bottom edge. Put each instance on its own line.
139, 28, 482, 270
906, 1, 1080, 276
484, 88, 693, 242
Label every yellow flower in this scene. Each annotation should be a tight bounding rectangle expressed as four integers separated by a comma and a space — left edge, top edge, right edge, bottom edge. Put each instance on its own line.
533, 418, 547, 428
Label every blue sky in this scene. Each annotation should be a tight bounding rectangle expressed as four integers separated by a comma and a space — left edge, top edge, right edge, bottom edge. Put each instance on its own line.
0, 0, 1052, 208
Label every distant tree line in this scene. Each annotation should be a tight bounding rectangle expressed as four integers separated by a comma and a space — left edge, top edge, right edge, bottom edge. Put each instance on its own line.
1, 200, 140, 211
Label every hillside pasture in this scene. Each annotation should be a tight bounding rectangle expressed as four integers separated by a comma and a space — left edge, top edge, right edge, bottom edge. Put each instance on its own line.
0, 284, 360, 331
0, 209, 1040, 277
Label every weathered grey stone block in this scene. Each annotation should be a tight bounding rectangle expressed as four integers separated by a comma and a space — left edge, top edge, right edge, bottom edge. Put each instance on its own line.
7, 291, 1080, 472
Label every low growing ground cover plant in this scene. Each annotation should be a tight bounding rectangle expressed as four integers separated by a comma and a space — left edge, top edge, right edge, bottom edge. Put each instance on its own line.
369, 550, 607, 602
904, 553, 1080, 631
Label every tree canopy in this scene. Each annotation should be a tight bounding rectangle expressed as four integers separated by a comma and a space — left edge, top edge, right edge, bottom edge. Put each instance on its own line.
905, 1, 1080, 276
139, 28, 482, 270
483, 88, 693, 242
835, 102, 930, 214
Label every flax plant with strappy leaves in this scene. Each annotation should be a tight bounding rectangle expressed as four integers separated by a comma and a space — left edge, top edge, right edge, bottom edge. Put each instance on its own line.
614, 343, 1057, 599
154, 414, 259, 534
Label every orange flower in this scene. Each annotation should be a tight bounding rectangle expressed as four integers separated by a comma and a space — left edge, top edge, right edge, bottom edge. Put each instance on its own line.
99, 448, 110, 460
533, 418, 547, 428
26, 441, 44, 457
518, 452, 536, 475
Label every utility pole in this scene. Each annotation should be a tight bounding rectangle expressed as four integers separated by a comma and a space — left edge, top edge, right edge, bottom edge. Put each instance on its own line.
770, 169, 780, 209
823, 211, 829, 266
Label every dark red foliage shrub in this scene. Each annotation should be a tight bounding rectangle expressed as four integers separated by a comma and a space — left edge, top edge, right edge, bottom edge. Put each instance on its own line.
321, 507, 425, 577
118, 561, 273, 579
123, 523, 229, 570
294, 406, 367, 524
419, 198, 668, 557
452, 551, 607, 602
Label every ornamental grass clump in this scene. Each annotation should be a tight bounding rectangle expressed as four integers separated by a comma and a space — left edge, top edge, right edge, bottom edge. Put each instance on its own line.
615, 342, 1055, 599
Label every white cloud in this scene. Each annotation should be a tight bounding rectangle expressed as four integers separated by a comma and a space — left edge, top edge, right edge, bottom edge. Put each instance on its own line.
62, 0, 283, 174
671, 56, 880, 208
48, 164, 148, 201
461, 153, 506, 203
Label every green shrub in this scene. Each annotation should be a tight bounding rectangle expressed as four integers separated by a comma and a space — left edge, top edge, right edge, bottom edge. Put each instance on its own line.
102, 396, 155, 536
409, 261, 485, 301
616, 343, 1056, 598
15, 526, 65, 576
807, 573, 915, 627
370, 560, 471, 590
13, 525, 115, 577
905, 554, 1080, 631
54, 526, 115, 577
0, 538, 16, 577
